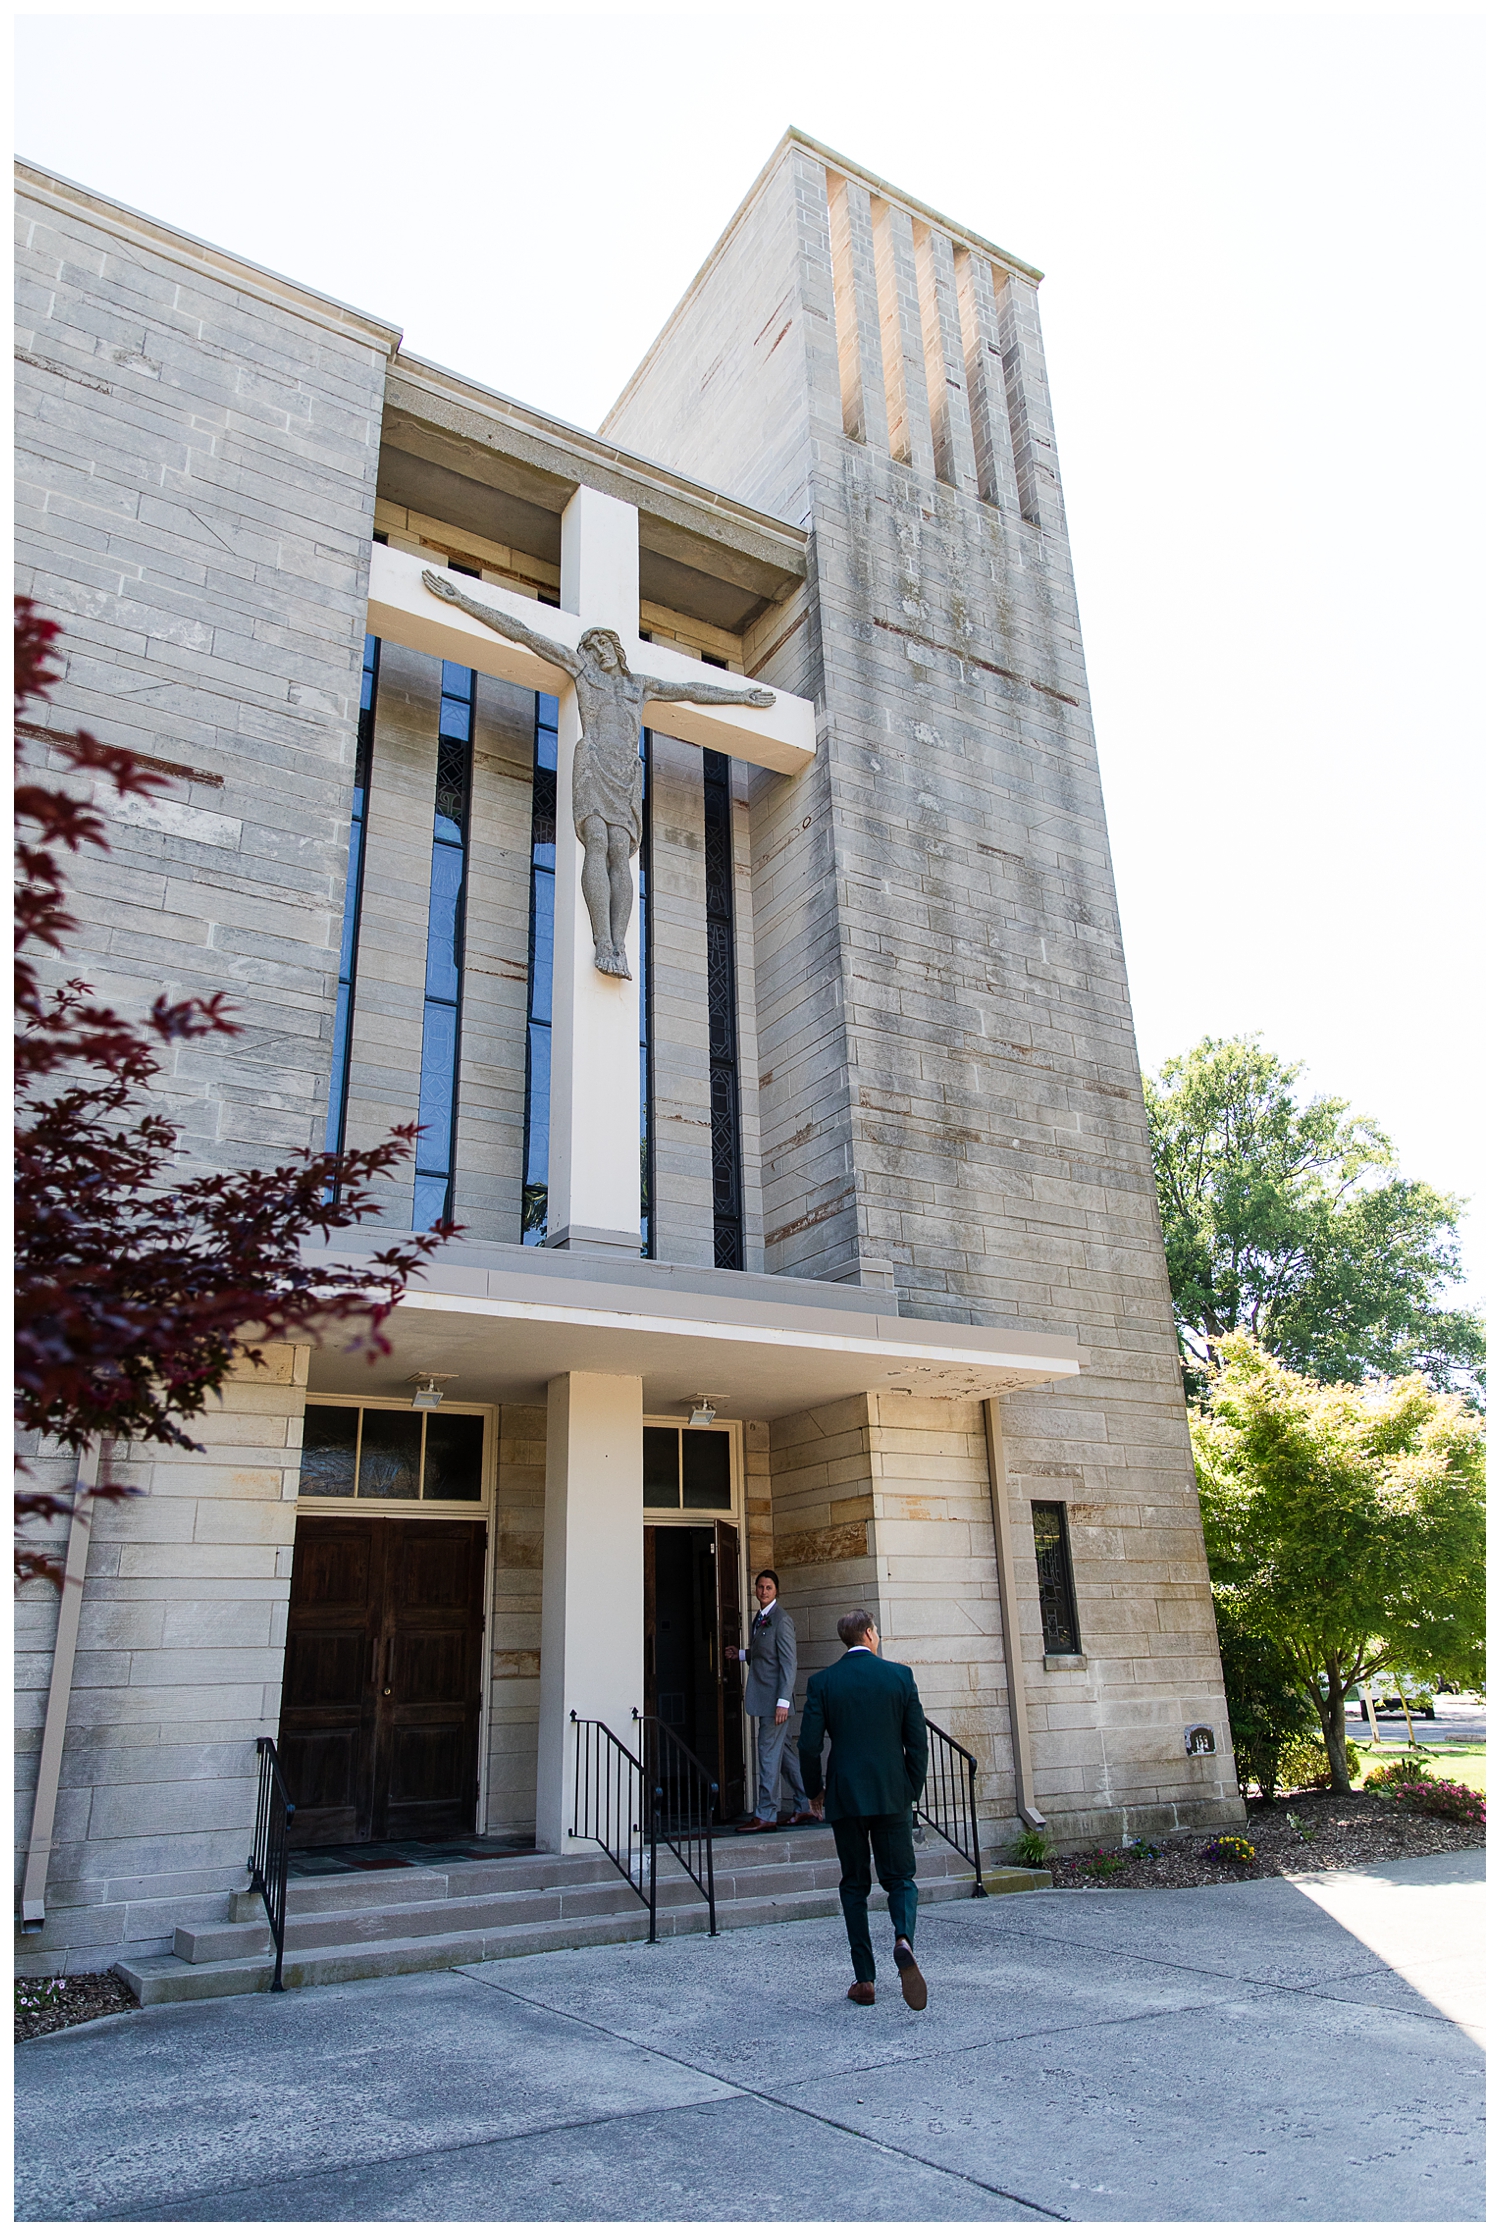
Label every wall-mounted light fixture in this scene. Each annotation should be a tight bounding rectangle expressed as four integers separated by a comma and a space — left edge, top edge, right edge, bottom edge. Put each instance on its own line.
687, 1395, 721, 1428
409, 1374, 455, 1412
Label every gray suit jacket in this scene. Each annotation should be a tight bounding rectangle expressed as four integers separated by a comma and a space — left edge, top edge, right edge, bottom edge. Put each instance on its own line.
744, 1601, 797, 1717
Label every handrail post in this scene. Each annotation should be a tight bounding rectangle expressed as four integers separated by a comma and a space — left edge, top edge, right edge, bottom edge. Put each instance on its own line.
247, 1735, 293, 1990
967, 1752, 986, 1897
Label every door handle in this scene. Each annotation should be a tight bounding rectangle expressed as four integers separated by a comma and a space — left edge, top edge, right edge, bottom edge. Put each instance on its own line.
382, 1637, 393, 1697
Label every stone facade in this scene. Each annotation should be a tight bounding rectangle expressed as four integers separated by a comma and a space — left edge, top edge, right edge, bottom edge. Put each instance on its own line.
15, 140, 1238, 1975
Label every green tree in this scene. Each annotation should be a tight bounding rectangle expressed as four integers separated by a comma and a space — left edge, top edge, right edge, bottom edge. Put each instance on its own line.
1145, 1036, 1483, 1395
1193, 1337, 1485, 1793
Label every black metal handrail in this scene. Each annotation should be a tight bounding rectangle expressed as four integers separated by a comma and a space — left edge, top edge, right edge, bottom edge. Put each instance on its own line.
569, 1711, 653, 1933
635, 1713, 718, 1937
918, 1716, 987, 1897
247, 1734, 295, 1988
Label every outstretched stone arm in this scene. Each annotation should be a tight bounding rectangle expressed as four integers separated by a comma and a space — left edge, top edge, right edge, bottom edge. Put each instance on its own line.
640, 673, 776, 710
421, 571, 583, 678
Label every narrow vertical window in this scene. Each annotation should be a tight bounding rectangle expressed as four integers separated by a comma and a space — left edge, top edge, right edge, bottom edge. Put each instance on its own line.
702, 748, 743, 1270
521, 693, 558, 1243
412, 660, 474, 1229
639, 726, 654, 1258
1030, 1501, 1082, 1655
324, 633, 379, 1179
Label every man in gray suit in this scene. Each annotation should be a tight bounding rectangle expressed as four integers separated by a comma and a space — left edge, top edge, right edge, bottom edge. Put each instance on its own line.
727, 1570, 817, 1832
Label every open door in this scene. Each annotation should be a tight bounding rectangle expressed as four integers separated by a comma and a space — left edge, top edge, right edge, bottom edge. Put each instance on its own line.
642, 1523, 658, 1720
713, 1520, 746, 1821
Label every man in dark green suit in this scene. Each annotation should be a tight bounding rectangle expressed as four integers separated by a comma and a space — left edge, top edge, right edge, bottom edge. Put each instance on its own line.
799, 1608, 930, 2009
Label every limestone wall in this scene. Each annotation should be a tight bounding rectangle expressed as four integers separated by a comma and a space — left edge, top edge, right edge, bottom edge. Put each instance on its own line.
486, 1403, 545, 1836
15, 164, 394, 1174
15, 1350, 308, 1976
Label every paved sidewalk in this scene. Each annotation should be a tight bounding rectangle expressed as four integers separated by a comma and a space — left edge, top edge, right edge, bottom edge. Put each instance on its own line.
15, 1851, 1483, 2223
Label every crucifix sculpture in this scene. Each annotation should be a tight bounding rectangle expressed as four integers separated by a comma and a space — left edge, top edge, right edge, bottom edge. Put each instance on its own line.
367, 485, 814, 1253
423, 572, 773, 978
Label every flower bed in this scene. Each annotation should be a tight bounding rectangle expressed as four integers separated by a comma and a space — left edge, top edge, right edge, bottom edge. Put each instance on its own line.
1041, 1788, 1483, 1891
1382, 1778, 1484, 1826
15, 1973, 137, 2043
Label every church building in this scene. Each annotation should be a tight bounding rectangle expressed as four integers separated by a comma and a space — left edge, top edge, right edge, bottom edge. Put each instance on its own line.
16, 132, 1240, 1986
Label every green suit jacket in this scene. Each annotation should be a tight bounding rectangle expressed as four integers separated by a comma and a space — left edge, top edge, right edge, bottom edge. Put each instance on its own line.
797, 1649, 928, 1821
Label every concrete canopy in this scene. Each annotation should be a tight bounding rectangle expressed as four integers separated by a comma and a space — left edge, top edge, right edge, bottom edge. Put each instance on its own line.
303, 1245, 1088, 1417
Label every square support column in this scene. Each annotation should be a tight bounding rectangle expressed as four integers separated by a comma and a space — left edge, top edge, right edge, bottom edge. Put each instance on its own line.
534, 1370, 645, 1852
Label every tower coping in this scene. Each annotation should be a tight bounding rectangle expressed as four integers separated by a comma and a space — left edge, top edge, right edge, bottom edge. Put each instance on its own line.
787, 126, 1045, 285
601, 125, 1043, 436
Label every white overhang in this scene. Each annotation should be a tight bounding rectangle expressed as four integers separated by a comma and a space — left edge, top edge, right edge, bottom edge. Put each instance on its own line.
366, 542, 816, 776
303, 1247, 1088, 1416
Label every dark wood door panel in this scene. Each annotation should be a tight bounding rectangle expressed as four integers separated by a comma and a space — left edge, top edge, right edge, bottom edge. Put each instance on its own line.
281, 1514, 486, 1847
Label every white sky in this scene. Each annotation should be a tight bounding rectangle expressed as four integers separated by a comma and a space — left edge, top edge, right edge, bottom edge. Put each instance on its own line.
15, 4, 1488, 1300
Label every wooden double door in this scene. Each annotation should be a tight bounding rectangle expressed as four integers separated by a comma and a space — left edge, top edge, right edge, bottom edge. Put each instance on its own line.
643, 1520, 746, 1823
279, 1516, 486, 1848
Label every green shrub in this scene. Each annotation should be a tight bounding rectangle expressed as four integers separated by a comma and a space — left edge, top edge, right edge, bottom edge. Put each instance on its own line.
1012, 1825, 1051, 1867
1279, 1736, 1361, 1790
1364, 1756, 1432, 1792
1215, 1607, 1317, 1798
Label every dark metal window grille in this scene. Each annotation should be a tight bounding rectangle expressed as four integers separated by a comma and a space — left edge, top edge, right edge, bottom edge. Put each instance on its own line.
412, 660, 475, 1228
521, 692, 558, 1244
323, 634, 379, 1186
702, 748, 743, 1270
1030, 1501, 1081, 1655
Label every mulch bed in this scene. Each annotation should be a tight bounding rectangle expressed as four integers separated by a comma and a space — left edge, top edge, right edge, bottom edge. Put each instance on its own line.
1047, 1788, 1485, 1891
15, 1971, 138, 2043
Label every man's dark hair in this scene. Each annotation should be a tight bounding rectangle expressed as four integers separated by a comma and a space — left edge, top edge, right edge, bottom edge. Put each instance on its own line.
837, 1608, 876, 1647
755, 1568, 779, 1591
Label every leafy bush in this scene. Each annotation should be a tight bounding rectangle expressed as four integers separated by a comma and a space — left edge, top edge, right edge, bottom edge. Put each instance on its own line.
1279, 1736, 1361, 1791
1012, 1826, 1050, 1866
1202, 1833, 1257, 1869
1382, 1778, 1484, 1826
1214, 1606, 1317, 1798
1363, 1756, 1433, 1792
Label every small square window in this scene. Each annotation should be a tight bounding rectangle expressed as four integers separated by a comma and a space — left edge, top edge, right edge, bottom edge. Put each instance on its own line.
299, 1406, 356, 1497
682, 1429, 731, 1511
423, 1411, 484, 1501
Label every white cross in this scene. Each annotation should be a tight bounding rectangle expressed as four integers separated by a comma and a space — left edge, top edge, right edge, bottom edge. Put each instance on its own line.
367, 488, 815, 1253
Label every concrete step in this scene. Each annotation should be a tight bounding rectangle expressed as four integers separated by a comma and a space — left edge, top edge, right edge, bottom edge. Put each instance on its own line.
123, 1860, 996, 2004
122, 1837, 1048, 2005
173, 1920, 272, 1963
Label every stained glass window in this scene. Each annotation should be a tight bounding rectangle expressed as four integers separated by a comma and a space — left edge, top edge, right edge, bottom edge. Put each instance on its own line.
413, 660, 474, 1228
702, 749, 742, 1269
323, 634, 379, 1180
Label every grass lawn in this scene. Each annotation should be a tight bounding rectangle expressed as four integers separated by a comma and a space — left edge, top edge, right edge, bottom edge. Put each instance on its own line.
1353, 1742, 1486, 1792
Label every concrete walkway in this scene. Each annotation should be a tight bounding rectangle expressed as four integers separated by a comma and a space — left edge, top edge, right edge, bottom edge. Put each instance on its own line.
15, 1850, 1483, 2223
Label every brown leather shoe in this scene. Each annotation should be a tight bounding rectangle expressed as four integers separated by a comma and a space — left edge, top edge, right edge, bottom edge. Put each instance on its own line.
894, 1940, 927, 2011
791, 1811, 820, 1825
847, 1980, 876, 2005
733, 1818, 776, 1835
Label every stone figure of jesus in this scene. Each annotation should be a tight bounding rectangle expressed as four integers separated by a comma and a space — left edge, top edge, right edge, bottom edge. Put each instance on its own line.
423, 572, 775, 978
